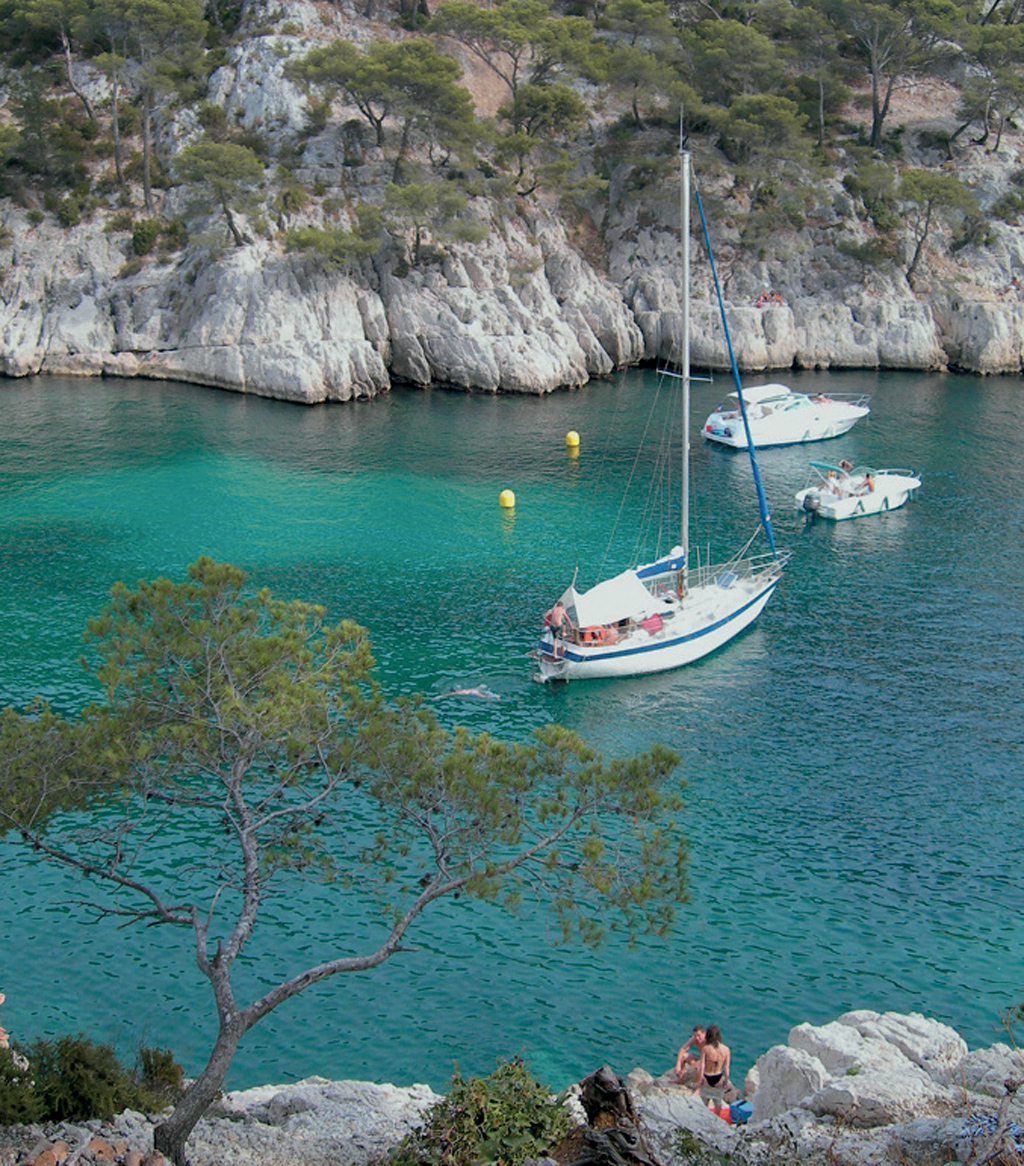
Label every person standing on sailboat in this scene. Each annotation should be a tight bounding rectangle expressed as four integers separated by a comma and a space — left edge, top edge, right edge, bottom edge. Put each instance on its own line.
544, 600, 571, 638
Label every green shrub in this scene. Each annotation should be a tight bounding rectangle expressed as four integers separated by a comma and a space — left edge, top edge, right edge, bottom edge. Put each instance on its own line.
283, 220, 381, 270
274, 168, 309, 216
0, 1045, 43, 1125
162, 218, 189, 251
390, 1058, 570, 1166
838, 237, 896, 269
674, 1128, 706, 1163
991, 191, 1024, 225
105, 210, 135, 234
118, 104, 141, 136
132, 218, 163, 255
233, 128, 269, 160
198, 103, 229, 141
138, 1046, 184, 1101
27, 1034, 163, 1122
57, 196, 82, 227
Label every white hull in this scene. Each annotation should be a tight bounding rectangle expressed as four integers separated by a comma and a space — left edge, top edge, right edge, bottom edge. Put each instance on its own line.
536, 569, 781, 682
796, 469, 921, 521
704, 385, 870, 449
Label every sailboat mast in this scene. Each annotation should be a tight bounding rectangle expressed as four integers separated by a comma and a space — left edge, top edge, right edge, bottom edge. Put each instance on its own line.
680, 141, 691, 590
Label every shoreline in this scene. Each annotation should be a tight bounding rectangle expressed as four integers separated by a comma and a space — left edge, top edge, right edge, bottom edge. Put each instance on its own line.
3, 1010, 1022, 1166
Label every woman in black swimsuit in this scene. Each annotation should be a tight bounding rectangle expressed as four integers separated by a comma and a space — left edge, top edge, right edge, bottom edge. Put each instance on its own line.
697, 1024, 731, 1090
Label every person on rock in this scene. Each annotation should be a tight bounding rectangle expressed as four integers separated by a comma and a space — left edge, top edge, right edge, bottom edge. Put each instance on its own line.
672, 1024, 706, 1084
695, 1024, 731, 1092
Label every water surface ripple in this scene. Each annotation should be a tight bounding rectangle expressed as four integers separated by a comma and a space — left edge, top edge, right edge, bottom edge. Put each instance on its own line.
1, 370, 1021, 1091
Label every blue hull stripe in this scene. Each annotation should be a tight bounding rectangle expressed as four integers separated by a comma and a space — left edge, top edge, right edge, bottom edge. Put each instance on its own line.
539, 580, 778, 664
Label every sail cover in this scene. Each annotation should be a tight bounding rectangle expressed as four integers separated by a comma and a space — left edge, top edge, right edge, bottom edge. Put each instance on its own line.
567, 570, 661, 626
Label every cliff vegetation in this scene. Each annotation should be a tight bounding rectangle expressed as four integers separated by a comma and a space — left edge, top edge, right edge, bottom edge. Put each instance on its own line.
2, 0, 1024, 400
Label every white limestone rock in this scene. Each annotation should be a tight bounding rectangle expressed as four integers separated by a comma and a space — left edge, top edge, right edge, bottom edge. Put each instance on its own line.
835, 1010, 969, 1084
790, 298, 884, 368
749, 1013, 965, 1129
9, 126, 1024, 400
635, 1088, 739, 1158
789, 1020, 878, 1076
621, 267, 678, 361
377, 224, 608, 393
748, 1045, 830, 1122
207, 36, 313, 141
933, 299, 1024, 373
220, 1076, 442, 1164
954, 1043, 1024, 1097
120, 243, 390, 402
871, 301, 948, 369
808, 1062, 954, 1128
538, 223, 645, 371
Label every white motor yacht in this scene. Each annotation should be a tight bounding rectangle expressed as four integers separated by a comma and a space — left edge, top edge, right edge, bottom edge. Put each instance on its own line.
704, 384, 870, 449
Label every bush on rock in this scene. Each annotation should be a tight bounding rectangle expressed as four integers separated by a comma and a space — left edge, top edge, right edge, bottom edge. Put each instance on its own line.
390, 1058, 571, 1166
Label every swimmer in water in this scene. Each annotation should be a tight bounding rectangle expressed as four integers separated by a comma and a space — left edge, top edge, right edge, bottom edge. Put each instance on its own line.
437, 684, 500, 700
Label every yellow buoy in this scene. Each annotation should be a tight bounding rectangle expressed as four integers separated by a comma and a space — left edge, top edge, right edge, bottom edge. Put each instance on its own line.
565, 430, 580, 449
499, 489, 516, 509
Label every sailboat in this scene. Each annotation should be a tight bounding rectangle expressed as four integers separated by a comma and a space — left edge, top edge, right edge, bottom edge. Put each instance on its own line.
535, 144, 789, 683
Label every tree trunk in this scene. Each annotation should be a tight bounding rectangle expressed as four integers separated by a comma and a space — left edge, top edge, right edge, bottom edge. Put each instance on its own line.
143, 88, 154, 212
869, 73, 882, 146
62, 29, 96, 121
112, 74, 123, 185
153, 1023, 245, 1166
874, 73, 896, 148
905, 202, 932, 284
391, 119, 412, 183
223, 201, 248, 246
817, 74, 825, 148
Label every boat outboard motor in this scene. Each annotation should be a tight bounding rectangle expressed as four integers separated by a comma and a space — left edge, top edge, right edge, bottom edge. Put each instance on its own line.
802, 492, 820, 514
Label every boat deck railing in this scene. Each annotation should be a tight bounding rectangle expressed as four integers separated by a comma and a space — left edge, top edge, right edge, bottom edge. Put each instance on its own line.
647, 548, 789, 593
547, 552, 791, 649
816, 392, 871, 407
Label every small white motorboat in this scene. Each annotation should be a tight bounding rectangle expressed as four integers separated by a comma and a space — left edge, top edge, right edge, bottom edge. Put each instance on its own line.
703, 384, 870, 449
796, 461, 921, 520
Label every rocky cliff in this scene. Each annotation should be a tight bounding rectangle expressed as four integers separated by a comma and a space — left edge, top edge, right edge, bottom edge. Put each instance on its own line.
3, 5, 1024, 403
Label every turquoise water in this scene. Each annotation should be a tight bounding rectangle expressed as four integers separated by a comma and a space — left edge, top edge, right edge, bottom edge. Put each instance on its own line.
1, 370, 1022, 1093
